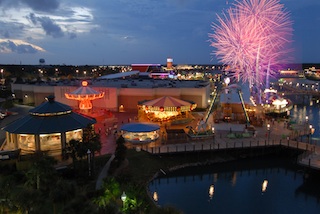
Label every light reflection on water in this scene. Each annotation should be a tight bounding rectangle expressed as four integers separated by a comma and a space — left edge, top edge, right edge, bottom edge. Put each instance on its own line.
148, 159, 320, 214
290, 103, 320, 145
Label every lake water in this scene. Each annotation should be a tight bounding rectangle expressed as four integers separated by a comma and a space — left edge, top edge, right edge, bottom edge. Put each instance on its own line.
148, 157, 320, 214
290, 101, 320, 145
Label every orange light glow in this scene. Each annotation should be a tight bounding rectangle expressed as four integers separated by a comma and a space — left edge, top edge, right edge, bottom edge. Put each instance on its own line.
82, 81, 88, 87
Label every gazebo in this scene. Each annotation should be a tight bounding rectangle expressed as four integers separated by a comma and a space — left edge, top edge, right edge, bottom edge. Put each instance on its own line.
2, 95, 96, 157
120, 122, 160, 144
140, 96, 197, 122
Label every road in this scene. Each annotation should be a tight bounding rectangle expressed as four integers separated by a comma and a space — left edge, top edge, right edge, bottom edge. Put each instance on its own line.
0, 104, 33, 147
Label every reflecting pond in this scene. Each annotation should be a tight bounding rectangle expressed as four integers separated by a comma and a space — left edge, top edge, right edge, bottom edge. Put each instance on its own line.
148, 157, 320, 214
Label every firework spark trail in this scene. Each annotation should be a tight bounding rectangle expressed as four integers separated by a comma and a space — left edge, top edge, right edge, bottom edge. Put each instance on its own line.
209, 0, 293, 88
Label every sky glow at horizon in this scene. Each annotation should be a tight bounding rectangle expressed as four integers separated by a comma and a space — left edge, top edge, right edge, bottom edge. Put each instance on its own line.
0, 0, 319, 65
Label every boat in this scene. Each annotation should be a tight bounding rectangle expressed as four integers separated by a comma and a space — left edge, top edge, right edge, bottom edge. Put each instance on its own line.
304, 67, 320, 81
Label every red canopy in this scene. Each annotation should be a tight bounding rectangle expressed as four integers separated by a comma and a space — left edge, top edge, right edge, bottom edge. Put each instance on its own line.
142, 96, 196, 112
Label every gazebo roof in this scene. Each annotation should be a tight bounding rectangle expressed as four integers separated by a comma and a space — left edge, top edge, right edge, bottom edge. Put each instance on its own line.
3, 95, 96, 134
142, 96, 192, 107
30, 95, 72, 115
121, 122, 160, 133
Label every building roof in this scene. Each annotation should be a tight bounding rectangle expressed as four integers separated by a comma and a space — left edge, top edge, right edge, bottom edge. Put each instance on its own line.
29, 95, 72, 115
142, 96, 192, 107
3, 95, 96, 134
120, 122, 160, 132
98, 71, 139, 79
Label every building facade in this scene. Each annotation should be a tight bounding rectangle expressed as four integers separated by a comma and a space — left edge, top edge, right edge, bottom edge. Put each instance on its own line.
11, 78, 211, 112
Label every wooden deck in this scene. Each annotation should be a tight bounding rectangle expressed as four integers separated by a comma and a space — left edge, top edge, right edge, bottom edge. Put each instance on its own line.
141, 137, 320, 170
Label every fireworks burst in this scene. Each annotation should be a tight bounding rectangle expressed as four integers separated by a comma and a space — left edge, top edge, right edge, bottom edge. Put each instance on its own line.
209, 0, 293, 87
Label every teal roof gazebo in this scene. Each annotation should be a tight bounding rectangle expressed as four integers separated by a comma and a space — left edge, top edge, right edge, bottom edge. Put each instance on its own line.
2, 95, 96, 157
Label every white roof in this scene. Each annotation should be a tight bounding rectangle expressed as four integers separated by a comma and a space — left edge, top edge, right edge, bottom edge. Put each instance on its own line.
98, 71, 139, 79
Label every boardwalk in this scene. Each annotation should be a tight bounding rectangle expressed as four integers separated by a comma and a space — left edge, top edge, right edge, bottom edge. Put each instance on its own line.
139, 120, 320, 171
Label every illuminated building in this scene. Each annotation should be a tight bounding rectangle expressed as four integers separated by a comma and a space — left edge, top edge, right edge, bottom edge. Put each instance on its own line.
65, 80, 104, 110
2, 95, 96, 157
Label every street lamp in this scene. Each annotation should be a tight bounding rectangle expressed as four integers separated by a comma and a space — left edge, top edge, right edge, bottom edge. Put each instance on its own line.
267, 124, 271, 143
212, 127, 215, 143
121, 191, 127, 210
76, 69, 79, 78
1, 69, 3, 79
309, 125, 315, 144
121, 191, 127, 202
305, 116, 309, 124
87, 149, 91, 176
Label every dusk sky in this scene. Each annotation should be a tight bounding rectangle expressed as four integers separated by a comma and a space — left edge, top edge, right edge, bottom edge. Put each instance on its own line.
0, 0, 319, 66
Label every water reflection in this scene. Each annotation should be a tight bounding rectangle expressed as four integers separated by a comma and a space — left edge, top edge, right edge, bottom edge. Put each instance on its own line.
208, 184, 214, 200
261, 179, 268, 193
149, 158, 320, 214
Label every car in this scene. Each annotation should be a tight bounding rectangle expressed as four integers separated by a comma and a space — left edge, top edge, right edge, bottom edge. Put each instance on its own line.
0, 111, 7, 119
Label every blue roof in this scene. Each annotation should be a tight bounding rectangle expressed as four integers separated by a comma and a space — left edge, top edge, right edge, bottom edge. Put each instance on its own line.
3, 95, 96, 134
120, 122, 160, 132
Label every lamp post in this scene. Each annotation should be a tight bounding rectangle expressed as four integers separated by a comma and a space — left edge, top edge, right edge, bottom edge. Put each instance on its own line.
87, 149, 91, 176
267, 123, 270, 143
305, 116, 309, 124
212, 127, 215, 143
1, 69, 3, 79
76, 69, 79, 78
121, 191, 127, 211
309, 125, 315, 144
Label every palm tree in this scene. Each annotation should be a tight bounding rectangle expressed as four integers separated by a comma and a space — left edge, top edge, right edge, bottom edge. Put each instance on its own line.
93, 177, 121, 209
24, 154, 57, 191
65, 139, 82, 168
49, 179, 76, 214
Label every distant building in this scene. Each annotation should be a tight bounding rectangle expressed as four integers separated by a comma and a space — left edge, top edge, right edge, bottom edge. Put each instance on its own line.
11, 76, 211, 112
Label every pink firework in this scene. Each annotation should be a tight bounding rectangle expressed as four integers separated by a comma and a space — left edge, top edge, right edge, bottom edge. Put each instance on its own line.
209, 0, 293, 87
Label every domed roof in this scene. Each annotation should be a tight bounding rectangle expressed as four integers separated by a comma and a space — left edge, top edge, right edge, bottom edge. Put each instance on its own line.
29, 95, 72, 116
3, 95, 96, 134
121, 122, 160, 132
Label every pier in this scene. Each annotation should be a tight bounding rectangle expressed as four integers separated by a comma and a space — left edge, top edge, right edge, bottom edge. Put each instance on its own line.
135, 118, 320, 171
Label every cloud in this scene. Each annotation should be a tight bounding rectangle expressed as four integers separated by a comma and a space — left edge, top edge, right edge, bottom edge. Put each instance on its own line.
27, 13, 64, 38
37, 16, 64, 38
0, 39, 45, 54
0, 0, 60, 12
23, 0, 59, 12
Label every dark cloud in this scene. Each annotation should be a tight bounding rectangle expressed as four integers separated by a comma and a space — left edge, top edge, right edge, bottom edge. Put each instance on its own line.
27, 13, 64, 38
23, 0, 60, 12
0, 30, 10, 38
28, 13, 38, 25
38, 16, 64, 38
68, 32, 77, 39
0, 0, 59, 12
0, 40, 39, 54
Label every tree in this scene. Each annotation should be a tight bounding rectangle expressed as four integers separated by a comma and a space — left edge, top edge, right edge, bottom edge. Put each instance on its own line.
114, 135, 127, 162
65, 139, 83, 167
93, 177, 121, 208
24, 154, 57, 192
49, 179, 76, 214
82, 124, 102, 156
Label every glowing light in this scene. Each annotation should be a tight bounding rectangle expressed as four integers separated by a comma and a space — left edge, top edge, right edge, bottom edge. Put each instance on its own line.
209, 184, 215, 199
262, 179, 268, 192
272, 98, 288, 108
82, 81, 88, 87
153, 191, 158, 202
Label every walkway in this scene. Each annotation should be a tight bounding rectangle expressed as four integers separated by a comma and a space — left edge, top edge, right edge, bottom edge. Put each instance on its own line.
139, 114, 320, 170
